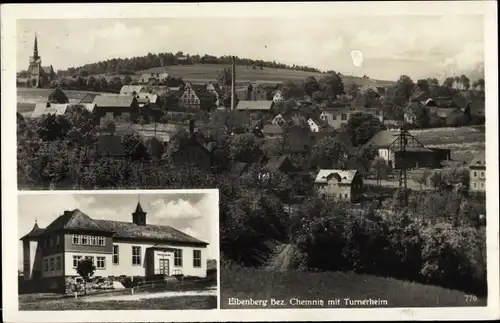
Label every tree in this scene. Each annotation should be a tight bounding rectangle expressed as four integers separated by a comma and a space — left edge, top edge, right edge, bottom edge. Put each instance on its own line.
311, 136, 349, 169
370, 157, 389, 185
304, 77, 320, 97
217, 68, 232, 87
443, 77, 455, 88
460, 75, 470, 90
416, 168, 431, 190
281, 81, 304, 99
320, 72, 345, 99
76, 258, 95, 295
229, 133, 263, 163
36, 114, 72, 142
347, 83, 360, 98
346, 112, 386, 146
416, 79, 430, 96
414, 105, 430, 129
395, 75, 415, 101
123, 75, 132, 85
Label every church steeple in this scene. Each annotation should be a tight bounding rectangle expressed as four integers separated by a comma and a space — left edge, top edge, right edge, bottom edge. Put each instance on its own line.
132, 197, 147, 226
33, 34, 39, 60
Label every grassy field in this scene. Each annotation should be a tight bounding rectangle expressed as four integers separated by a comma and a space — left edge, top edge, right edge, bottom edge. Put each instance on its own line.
220, 264, 486, 308
19, 295, 217, 310
138, 64, 395, 87
410, 126, 485, 163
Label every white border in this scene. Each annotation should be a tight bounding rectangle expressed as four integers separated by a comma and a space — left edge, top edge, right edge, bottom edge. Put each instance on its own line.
2, 1, 499, 322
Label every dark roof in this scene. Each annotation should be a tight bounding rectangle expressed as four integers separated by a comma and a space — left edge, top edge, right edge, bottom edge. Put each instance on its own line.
20, 222, 45, 240
94, 219, 208, 245
94, 95, 136, 108
43, 209, 113, 234
134, 202, 145, 214
48, 88, 69, 104
97, 135, 126, 156
236, 100, 274, 111
79, 93, 101, 104
231, 162, 248, 175
191, 84, 216, 103
364, 130, 401, 148
262, 124, 283, 135
266, 156, 289, 172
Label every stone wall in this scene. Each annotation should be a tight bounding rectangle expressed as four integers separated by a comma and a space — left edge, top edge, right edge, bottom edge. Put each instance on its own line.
64, 276, 114, 294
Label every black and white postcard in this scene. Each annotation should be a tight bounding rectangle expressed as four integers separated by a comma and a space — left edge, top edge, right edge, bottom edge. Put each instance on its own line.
2, 1, 499, 322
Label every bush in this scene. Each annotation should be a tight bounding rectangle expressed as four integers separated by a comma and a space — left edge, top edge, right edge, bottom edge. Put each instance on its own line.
120, 276, 145, 288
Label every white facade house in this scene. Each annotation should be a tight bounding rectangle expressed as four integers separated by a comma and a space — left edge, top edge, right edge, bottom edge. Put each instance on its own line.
21, 203, 209, 293
307, 118, 320, 132
273, 90, 284, 103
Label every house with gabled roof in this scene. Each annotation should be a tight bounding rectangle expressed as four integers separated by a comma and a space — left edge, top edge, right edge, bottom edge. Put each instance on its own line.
21, 203, 209, 293
93, 95, 140, 120
364, 129, 449, 169
178, 82, 216, 111
236, 100, 275, 113
314, 169, 363, 202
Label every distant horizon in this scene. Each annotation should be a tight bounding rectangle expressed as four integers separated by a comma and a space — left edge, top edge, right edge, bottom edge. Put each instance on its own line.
17, 16, 485, 81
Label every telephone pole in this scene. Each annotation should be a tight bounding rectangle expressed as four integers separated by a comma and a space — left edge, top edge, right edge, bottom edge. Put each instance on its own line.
231, 56, 236, 110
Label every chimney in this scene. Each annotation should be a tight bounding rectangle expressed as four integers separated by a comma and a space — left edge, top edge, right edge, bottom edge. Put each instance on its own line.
231, 56, 236, 110
189, 119, 195, 137
64, 210, 72, 216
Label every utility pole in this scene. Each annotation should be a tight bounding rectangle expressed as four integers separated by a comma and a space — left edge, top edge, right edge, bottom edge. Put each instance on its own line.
231, 56, 236, 111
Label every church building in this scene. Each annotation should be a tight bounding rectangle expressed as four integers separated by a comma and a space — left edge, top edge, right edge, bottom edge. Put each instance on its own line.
20, 201, 209, 293
26, 34, 56, 88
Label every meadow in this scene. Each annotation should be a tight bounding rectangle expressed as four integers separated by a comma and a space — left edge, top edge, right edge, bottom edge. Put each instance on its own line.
137, 64, 395, 87
220, 264, 487, 309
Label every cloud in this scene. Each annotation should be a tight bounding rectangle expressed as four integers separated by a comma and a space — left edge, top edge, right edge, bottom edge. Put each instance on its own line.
150, 198, 203, 221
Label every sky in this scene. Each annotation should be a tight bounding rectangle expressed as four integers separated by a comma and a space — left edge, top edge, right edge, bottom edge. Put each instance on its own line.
17, 192, 219, 270
16, 15, 485, 81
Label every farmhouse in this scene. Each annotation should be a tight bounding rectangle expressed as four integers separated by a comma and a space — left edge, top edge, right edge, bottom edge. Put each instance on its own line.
469, 152, 486, 193
315, 169, 364, 202
20, 204, 208, 293
236, 100, 275, 114
120, 85, 147, 95
319, 108, 351, 129
31, 102, 70, 119
364, 130, 450, 169
93, 95, 140, 120
179, 82, 216, 111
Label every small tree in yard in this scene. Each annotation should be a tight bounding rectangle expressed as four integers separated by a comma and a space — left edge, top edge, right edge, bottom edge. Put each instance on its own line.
76, 258, 96, 295
370, 157, 389, 186
416, 168, 431, 190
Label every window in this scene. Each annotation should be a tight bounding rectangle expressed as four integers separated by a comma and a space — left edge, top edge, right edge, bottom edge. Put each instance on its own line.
73, 256, 82, 268
72, 235, 80, 245
132, 246, 141, 265
96, 257, 106, 269
113, 245, 119, 264
81, 236, 89, 245
55, 235, 60, 246
55, 256, 61, 270
481, 171, 485, 178
193, 250, 202, 268
49, 257, 55, 271
341, 113, 347, 121
344, 194, 348, 199
481, 182, 484, 189
98, 237, 105, 246
174, 249, 183, 267
474, 171, 477, 177
43, 259, 48, 272
90, 236, 97, 246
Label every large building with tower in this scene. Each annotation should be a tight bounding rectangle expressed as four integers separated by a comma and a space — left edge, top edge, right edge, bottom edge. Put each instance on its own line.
25, 34, 56, 88
20, 201, 209, 293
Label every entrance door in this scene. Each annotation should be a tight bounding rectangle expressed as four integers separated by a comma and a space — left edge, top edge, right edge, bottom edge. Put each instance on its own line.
159, 258, 169, 276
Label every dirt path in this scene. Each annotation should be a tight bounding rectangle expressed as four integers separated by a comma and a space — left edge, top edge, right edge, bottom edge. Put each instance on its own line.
265, 244, 295, 271
80, 287, 217, 302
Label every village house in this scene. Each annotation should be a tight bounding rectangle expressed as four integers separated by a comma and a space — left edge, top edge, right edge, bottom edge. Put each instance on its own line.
120, 85, 147, 96
364, 129, 450, 169
93, 95, 140, 120
31, 102, 70, 119
248, 83, 280, 101
272, 89, 284, 103
271, 113, 286, 126
138, 72, 169, 85
314, 169, 364, 202
236, 100, 275, 115
258, 155, 299, 184
469, 152, 486, 193
20, 203, 209, 294
178, 82, 216, 111
307, 118, 321, 132
320, 108, 351, 129
206, 83, 224, 107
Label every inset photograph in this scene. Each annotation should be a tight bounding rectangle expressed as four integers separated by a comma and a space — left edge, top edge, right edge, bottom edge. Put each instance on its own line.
18, 190, 219, 310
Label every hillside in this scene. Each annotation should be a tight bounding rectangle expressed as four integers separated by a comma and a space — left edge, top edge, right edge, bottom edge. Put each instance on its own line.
135, 64, 395, 87
220, 263, 486, 308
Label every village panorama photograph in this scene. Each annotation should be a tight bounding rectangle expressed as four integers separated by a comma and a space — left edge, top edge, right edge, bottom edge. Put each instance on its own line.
17, 190, 219, 310
15, 13, 487, 309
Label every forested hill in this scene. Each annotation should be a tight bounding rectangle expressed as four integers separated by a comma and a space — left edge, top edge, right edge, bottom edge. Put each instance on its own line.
55, 52, 322, 77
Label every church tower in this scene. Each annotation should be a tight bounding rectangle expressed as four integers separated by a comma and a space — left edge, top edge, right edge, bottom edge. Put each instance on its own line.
132, 200, 147, 226
28, 34, 42, 88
